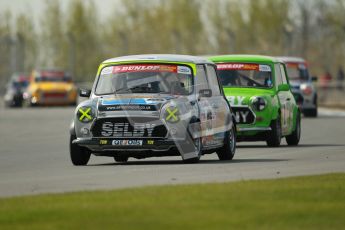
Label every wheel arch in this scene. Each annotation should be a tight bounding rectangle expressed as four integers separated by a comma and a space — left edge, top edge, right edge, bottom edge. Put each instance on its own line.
70, 121, 76, 136
271, 106, 281, 121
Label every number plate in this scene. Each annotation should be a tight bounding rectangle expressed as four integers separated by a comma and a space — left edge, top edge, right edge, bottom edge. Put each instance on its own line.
233, 107, 255, 124
112, 140, 143, 146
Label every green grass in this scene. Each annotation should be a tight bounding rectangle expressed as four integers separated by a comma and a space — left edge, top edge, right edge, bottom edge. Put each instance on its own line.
1, 174, 345, 230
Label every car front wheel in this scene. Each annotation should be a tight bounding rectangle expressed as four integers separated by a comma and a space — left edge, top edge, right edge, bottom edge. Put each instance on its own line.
266, 115, 282, 147
216, 123, 236, 161
70, 134, 91, 166
286, 112, 301, 146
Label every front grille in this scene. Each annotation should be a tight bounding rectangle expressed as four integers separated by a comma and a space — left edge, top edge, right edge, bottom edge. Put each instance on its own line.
43, 92, 66, 98
92, 117, 167, 138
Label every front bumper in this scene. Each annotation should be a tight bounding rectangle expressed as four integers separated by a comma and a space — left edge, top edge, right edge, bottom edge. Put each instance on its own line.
237, 127, 271, 132
32, 92, 77, 105
73, 137, 177, 152
232, 106, 272, 136
291, 90, 316, 110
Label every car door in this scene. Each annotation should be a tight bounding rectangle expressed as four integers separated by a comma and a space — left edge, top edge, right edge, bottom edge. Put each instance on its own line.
275, 63, 289, 135
205, 64, 230, 129
195, 64, 218, 147
280, 63, 295, 134
205, 64, 230, 144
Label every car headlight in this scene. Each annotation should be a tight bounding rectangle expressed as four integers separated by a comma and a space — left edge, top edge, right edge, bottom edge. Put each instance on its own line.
250, 96, 267, 111
32, 88, 41, 97
300, 84, 313, 95
163, 104, 180, 123
77, 106, 94, 123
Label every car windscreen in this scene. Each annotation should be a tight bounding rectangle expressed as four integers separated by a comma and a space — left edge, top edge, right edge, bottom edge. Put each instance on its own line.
285, 63, 309, 81
12, 81, 29, 89
216, 63, 273, 88
35, 71, 71, 82
95, 64, 193, 95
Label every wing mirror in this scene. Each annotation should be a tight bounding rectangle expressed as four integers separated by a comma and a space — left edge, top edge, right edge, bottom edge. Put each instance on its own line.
278, 84, 290, 91
79, 88, 91, 97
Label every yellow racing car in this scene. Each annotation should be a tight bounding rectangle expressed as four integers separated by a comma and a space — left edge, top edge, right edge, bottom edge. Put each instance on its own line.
24, 69, 78, 106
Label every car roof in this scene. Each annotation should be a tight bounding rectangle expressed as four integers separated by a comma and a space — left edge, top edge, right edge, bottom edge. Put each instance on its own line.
208, 54, 280, 64
276, 56, 306, 63
103, 54, 213, 65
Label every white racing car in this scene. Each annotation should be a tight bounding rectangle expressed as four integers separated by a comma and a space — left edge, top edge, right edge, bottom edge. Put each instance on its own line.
70, 55, 236, 165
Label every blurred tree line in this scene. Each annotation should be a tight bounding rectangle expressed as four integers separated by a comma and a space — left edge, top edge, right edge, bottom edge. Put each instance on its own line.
0, 0, 345, 85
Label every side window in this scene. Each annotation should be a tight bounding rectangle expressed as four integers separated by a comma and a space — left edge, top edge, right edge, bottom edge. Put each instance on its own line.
274, 64, 283, 87
280, 64, 288, 84
205, 65, 221, 96
195, 65, 210, 92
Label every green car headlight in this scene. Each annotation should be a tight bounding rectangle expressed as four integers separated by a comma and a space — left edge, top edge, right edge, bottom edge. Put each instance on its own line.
164, 106, 180, 123
250, 97, 267, 111
77, 106, 94, 123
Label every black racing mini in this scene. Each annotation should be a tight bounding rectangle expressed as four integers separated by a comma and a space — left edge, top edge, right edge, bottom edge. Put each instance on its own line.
70, 54, 236, 165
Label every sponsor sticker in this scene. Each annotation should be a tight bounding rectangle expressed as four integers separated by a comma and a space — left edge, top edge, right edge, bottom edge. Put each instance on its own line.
101, 66, 113, 75
177, 66, 192, 75
147, 140, 154, 145
286, 62, 306, 70
298, 64, 306, 70
227, 96, 245, 106
112, 140, 143, 146
99, 140, 108, 145
100, 104, 157, 111
41, 70, 65, 78
216, 63, 259, 71
101, 122, 158, 138
99, 98, 161, 111
259, 65, 271, 72
112, 64, 177, 74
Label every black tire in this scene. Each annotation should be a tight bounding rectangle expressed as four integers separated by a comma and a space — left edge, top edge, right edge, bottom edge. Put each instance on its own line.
183, 137, 202, 164
304, 95, 318, 117
22, 99, 30, 108
266, 114, 282, 147
216, 123, 236, 161
70, 134, 91, 166
23, 98, 34, 108
286, 112, 301, 146
114, 155, 129, 163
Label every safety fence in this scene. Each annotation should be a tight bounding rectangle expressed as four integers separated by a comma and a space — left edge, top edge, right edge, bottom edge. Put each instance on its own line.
315, 81, 345, 108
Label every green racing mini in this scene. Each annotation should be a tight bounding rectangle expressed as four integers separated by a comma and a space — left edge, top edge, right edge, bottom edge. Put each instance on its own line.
209, 55, 301, 147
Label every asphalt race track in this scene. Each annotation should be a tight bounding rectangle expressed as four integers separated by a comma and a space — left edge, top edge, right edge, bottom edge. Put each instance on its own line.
0, 105, 344, 197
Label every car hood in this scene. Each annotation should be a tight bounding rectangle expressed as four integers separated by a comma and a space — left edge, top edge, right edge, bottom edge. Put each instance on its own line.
97, 94, 178, 112
33, 82, 74, 92
222, 87, 274, 106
